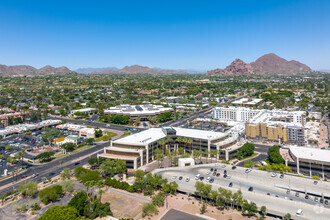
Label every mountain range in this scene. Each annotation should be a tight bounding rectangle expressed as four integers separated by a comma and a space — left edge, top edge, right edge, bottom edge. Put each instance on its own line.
75, 67, 119, 74
0, 64, 73, 76
207, 53, 312, 75
0, 53, 314, 76
91, 65, 188, 74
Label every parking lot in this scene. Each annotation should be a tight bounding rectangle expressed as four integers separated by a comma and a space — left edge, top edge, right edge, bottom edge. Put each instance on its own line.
0, 128, 85, 176
155, 164, 330, 219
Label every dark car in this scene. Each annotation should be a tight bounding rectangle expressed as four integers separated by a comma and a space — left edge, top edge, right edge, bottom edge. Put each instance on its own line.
228, 182, 233, 187
179, 176, 183, 180
313, 181, 318, 185
212, 172, 216, 176
210, 168, 214, 172
74, 162, 80, 165
248, 187, 253, 192
223, 174, 227, 178
214, 168, 217, 172
209, 178, 214, 183
224, 170, 227, 175
49, 172, 56, 176
232, 166, 237, 170
216, 173, 220, 177
280, 174, 284, 179
325, 200, 328, 205
199, 176, 204, 181
305, 195, 309, 199
320, 198, 324, 204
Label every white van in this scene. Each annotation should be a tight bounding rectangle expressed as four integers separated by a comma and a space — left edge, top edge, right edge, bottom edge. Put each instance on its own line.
296, 209, 303, 216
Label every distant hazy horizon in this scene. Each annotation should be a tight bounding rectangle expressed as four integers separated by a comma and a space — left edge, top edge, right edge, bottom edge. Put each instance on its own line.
0, 0, 329, 70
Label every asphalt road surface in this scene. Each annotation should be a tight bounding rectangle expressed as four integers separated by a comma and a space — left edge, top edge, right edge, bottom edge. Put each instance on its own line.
48, 116, 146, 132
0, 141, 109, 195
154, 164, 330, 220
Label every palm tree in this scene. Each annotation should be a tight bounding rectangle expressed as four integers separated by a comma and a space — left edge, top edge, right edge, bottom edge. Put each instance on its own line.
158, 139, 167, 153
165, 137, 173, 153
187, 138, 193, 154
16, 150, 26, 169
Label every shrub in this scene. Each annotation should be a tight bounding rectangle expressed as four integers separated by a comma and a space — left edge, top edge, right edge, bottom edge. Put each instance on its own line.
38, 185, 63, 205
38, 205, 82, 220
59, 180, 74, 193
142, 202, 158, 217
313, 175, 321, 180
20, 204, 27, 212
31, 203, 41, 211
151, 192, 165, 207
18, 181, 38, 197
104, 177, 135, 192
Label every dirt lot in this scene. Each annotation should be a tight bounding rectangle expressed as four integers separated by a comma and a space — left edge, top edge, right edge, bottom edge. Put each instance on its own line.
141, 194, 271, 220
101, 190, 145, 219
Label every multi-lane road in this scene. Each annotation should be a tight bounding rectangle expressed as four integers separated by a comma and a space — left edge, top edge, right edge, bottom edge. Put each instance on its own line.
0, 141, 109, 195
154, 164, 330, 220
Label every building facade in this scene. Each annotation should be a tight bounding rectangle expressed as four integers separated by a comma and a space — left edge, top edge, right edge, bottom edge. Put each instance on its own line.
98, 126, 239, 169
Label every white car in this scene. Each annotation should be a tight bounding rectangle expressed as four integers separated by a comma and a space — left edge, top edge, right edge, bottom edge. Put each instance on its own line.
195, 174, 201, 180
221, 164, 226, 168
186, 177, 190, 182
245, 168, 252, 173
296, 209, 303, 216
226, 175, 231, 179
271, 172, 277, 177
206, 177, 211, 182
206, 171, 210, 175
172, 176, 177, 179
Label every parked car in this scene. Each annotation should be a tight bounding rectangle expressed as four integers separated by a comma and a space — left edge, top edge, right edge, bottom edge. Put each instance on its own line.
209, 178, 214, 183
228, 182, 233, 187
206, 177, 211, 182
216, 173, 220, 177
280, 174, 284, 179
271, 172, 277, 177
186, 177, 190, 182
295, 192, 299, 197
232, 166, 236, 169
179, 176, 183, 180
195, 174, 201, 180
296, 209, 303, 217
248, 187, 253, 192
313, 181, 318, 185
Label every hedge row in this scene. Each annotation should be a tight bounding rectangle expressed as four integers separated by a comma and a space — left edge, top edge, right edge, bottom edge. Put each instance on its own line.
105, 177, 134, 192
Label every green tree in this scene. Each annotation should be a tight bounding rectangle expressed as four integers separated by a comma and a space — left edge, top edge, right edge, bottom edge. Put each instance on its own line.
283, 213, 291, 220
68, 191, 89, 216
100, 159, 116, 176
37, 151, 55, 162
268, 145, 284, 164
115, 159, 127, 180
59, 180, 74, 193
237, 142, 255, 160
134, 170, 145, 180
18, 181, 38, 197
260, 206, 267, 218
38, 205, 82, 220
151, 192, 165, 207
61, 168, 72, 180
142, 202, 159, 217
38, 185, 63, 205
61, 143, 76, 152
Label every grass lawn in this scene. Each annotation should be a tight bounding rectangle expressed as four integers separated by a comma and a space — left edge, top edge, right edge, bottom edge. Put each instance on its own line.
120, 132, 131, 137
95, 131, 117, 142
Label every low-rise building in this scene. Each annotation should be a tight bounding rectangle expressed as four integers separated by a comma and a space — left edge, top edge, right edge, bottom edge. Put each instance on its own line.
79, 127, 95, 139
104, 104, 173, 121
281, 146, 330, 179
70, 108, 97, 117
231, 98, 263, 106
0, 120, 61, 137
98, 126, 239, 169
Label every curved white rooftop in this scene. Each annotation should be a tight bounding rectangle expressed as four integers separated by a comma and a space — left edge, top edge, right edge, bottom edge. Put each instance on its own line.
290, 146, 330, 163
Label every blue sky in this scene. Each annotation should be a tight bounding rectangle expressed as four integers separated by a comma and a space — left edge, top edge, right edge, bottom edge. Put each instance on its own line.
0, 0, 329, 70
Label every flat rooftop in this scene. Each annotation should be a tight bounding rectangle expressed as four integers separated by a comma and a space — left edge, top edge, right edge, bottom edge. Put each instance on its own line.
112, 127, 227, 145
290, 146, 330, 163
